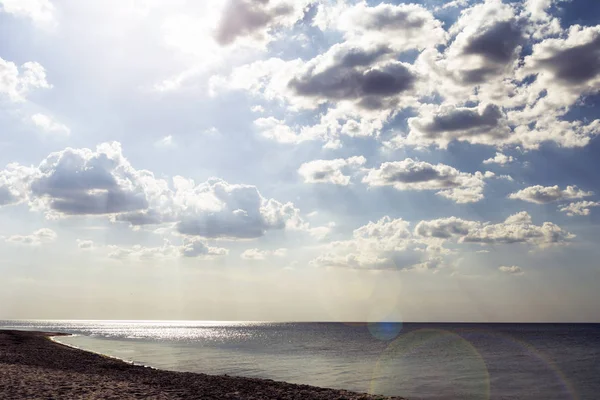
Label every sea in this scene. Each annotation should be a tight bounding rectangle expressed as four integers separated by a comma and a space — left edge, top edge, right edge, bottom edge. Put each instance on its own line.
1, 320, 599, 400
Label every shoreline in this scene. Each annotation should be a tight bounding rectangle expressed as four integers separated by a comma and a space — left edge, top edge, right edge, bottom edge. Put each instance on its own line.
0, 329, 405, 399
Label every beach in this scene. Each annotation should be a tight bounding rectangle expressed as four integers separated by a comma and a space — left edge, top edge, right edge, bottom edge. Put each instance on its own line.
0, 330, 404, 399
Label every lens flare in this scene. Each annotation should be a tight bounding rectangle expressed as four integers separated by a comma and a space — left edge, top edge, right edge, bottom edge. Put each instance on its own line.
370, 329, 490, 399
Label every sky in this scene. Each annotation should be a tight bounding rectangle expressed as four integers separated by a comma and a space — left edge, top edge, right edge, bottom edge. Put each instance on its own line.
1, 0, 599, 322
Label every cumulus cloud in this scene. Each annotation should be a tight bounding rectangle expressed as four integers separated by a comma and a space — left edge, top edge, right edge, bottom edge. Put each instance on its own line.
483, 152, 514, 165
0, 164, 38, 207
313, 209, 573, 270
31, 113, 70, 136
403, 104, 510, 148
362, 158, 494, 203
0, 142, 314, 241
4, 228, 57, 246
499, 265, 524, 275
321, 2, 446, 52
76, 239, 94, 250
416, 211, 574, 247
0, 0, 56, 26
108, 239, 228, 261
509, 185, 593, 204
240, 247, 287, 260
298, 156, 365, 185
559, 201, 600, 216
214, 0, 309, 46
0, 57, 51, 102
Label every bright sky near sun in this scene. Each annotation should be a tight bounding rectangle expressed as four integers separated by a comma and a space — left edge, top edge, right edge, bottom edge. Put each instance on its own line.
1, 0, 600, 322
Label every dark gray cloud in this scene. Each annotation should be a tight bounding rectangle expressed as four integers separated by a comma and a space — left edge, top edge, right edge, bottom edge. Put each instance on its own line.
414, 104, 504, 137
289, 57, 416, 107
215, 0, 294, 45
114, 209, 165, 226
536, 35, 600, 84
29, 144, 150, 216
462, 20, 523, 64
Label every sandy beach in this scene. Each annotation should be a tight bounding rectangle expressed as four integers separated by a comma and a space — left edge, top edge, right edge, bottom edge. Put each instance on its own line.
0, 330, 404, 399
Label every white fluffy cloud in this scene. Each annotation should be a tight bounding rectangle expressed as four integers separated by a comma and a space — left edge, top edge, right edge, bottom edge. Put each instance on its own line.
483, 152, 514, 165
298, 156, 366, 185
509, 185, 593, 204
499, 265, 524, 275
559, 201, 600, 216
240, 248, 287, 260
313, 210, 573, 270
362, 158, 495, 203
31, 113, 70, 136
76, 239, 94, 250
108, 239, 228, 261
3, 228, 57, 246
0, 142, 312, 241
0, 57, 51, 102
415, 211, 574, 247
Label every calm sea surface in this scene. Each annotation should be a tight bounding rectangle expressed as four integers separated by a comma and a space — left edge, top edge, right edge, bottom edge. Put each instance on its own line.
1, 320, 599, 399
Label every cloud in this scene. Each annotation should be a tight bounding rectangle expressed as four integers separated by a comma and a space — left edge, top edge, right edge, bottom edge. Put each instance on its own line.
29, 142, 151, 216
414, 217, 479, 239
0, 142, 313, 241
559, 201, 600, 216
362, 158, 494, 203
76, 239, 94, 249
298, 156, 366, 185
403, 104, 510, 148
180, 238, 229, 257
287, 44, 418, 111
483, 152, 514, 165
322, 2, 446, 52
240, 248, 287, 260
313, 210, 573, 270
31, 113, 70, 136
214, 0, 308, 46
0, 0, 56, 26
0, 57, 52, 102
154, 135, 175, 148
509, 185, 593, 204
108, 239, 228, 261
416, 211, 574, 248
0, 163, 38, 206
499, 265, 524, 275
440, 0, 524, 85
462, 211, 574, 247
4, 228, 57, 246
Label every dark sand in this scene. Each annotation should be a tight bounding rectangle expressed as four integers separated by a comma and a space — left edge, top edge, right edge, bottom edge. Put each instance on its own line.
0, 330, 405, 399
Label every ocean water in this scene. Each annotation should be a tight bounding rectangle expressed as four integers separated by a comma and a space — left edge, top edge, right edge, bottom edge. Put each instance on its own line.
1, 321, 599, 399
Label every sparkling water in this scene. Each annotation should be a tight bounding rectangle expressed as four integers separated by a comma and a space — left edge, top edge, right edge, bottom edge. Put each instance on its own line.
2, 320, 599, 399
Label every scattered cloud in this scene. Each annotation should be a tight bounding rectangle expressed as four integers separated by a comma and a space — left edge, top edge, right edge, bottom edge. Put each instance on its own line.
298, 156, 366, 185
76, 239, 94, 249
241, 248, 287, 260
3, 228, 57, 246
31, 113, 70, 136
0, 57, 52, 102
559, 201, 600, 216
483, 152, 514, 165
509, 185, 593, 204
154, 135, 175, 148
362, 158, 495, 203
499, 265, 524, 275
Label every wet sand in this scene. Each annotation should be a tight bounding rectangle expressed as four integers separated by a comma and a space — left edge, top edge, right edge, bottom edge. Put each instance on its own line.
0, 330, 405, 399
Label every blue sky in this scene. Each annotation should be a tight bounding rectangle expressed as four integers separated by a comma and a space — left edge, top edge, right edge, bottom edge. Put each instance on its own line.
1, 0, 599, 322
